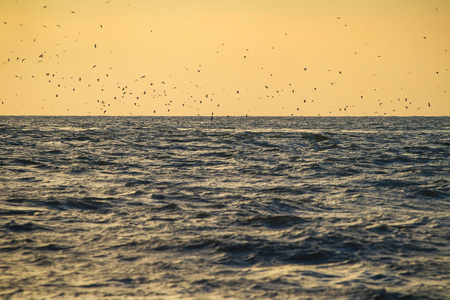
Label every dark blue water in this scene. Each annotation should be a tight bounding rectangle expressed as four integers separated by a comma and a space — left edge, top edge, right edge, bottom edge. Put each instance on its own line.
0, 116, 449, 299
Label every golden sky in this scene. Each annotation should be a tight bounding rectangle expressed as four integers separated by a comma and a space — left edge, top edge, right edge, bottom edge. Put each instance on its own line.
1, 0, 449, 116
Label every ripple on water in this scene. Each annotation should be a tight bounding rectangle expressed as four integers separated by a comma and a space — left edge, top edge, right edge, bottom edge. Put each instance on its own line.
0, 116, 448, 299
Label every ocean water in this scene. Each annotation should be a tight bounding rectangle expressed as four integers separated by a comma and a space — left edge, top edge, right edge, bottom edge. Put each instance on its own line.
0, 116, 449, 299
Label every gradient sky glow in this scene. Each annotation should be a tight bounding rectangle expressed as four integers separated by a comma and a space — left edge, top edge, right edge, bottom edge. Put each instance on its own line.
1, 0, 449, 116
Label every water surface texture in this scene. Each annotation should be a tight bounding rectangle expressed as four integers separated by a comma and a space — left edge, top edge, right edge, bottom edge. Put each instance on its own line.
1, 116, 449, 299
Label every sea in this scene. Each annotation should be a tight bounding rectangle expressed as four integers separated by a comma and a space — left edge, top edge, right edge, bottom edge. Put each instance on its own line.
0, 116, 449, 299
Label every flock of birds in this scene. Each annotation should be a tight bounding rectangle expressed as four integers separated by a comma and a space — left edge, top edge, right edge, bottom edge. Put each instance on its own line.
0, 2, 447, 116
